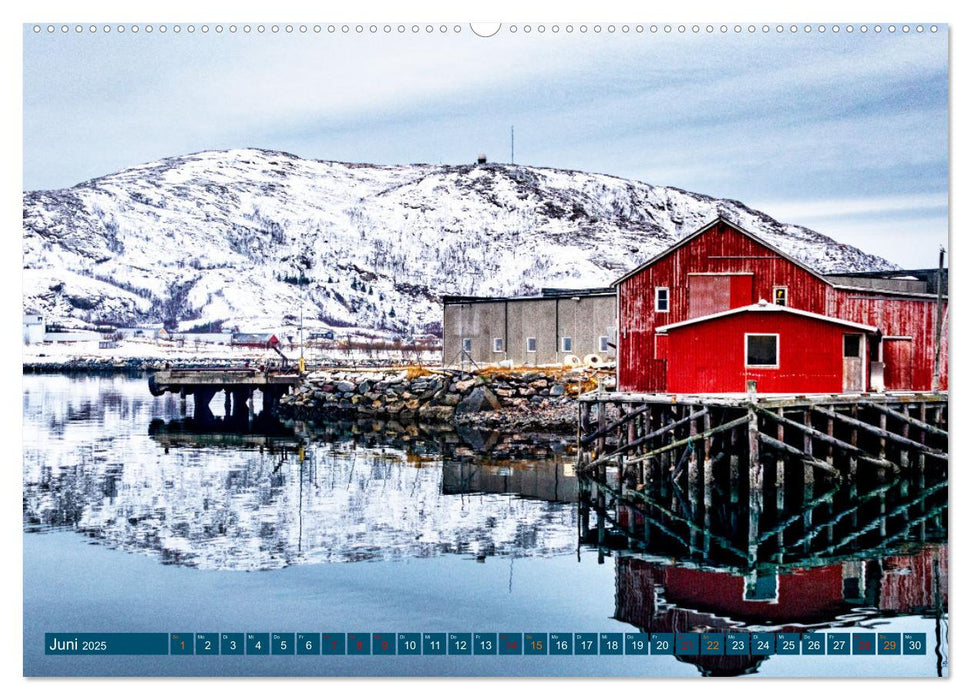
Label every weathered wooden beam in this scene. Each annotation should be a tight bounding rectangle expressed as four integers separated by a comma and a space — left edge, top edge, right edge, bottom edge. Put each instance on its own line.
755, 405, 897, 468
860, 401, 948, 438
621, 487, 749, 560
757, 484, 841, 543
626, 415, 747, 466
581, 409, 710, 472
757, 434, 846, 479
580, 403, 653, 446
811, 405, 945, 456
820, 480, 948, 554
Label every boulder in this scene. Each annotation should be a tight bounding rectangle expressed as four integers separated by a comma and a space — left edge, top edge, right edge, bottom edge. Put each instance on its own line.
455, 386, 502, 415
454, 378, 477, 392
335, 381, 355, 393
418, 404, 456, 422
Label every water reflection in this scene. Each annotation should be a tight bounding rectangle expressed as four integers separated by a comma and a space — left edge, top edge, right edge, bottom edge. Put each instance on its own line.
579, 452, 949, 676
23, 376, 578, 571
23, 375, 948, 677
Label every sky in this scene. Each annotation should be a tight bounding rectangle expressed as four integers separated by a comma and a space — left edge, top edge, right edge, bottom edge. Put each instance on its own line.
22, 22, 949, 268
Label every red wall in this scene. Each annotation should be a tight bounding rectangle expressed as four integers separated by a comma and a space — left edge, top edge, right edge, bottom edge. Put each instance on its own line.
664, 565, 846, 621
664, 311, 862, 394
617, 220, 947, 393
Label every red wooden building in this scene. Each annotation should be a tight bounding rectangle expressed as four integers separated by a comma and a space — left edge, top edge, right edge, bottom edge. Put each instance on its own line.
656, 302, 878, 394
614, 218, 948, 394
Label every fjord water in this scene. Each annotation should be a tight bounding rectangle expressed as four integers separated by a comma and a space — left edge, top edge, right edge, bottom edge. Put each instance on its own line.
23, 374, 946, 677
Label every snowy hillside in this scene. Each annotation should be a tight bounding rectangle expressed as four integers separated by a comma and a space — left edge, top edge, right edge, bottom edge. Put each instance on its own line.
23, 148, 894, 336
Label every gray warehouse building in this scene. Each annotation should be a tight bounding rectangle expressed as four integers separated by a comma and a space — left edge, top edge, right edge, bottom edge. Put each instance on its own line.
442, 288, 617, 368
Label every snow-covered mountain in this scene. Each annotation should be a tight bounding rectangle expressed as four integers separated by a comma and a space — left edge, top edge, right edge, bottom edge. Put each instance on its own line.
23, 148, 894, 336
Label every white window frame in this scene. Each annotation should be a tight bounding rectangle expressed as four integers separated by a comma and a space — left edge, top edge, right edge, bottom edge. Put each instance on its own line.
561, 336, 573, 353
655, 287, 670, 313
493, 337, 504, 353
598, 335, 609, 353
745, 333, 779, 369
772, 286, 789, 307
462, 338, 471, 353
526, 337, 537, 353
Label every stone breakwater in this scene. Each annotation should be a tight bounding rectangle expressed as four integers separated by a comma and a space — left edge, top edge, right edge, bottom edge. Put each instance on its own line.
277, 368, 611, 432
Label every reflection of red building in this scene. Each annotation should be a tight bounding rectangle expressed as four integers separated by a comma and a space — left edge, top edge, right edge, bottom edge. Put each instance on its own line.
880, 544, 948, 613
615, 543, 947, 629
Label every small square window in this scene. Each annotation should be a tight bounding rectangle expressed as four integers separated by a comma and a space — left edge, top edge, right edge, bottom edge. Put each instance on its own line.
598, 336, 609, 353
655, 287, 670, 312
462, 338, 471, 353
493, 337, 504, 353
843, 335, 861, 358
526, 337, 537, 353
561, 336, 573, 353
773, 286, 788, 306
746, 334, 778, 367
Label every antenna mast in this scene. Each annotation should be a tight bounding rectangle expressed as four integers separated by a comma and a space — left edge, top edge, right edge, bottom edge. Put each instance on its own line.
511, 125, 515, 164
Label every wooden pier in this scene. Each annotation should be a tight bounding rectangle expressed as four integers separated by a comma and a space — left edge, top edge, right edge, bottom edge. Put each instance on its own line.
149, 368, 300, 421
576, 390, 948, 566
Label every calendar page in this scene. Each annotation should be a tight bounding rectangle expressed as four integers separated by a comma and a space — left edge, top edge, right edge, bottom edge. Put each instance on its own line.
21, 11, 949, 681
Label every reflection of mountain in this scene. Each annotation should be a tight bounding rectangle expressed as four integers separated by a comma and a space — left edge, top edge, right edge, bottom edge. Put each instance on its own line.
24, 439, 578, 571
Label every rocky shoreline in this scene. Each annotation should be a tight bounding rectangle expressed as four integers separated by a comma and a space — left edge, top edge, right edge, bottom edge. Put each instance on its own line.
278, 367, 612, 433
24, 358, 613, 434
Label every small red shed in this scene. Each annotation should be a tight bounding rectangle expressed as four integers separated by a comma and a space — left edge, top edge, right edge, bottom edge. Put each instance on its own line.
656, 301, 879, 394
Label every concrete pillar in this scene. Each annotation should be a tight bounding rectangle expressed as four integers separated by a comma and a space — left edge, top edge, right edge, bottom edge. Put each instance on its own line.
193, 387, 216, 422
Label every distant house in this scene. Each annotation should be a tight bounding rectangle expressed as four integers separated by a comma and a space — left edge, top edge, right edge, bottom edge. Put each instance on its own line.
231, 332, 280, 349
23, 312, 44, 344
443, 288, 616, 368
307, 330, 335, 341
179, 331, 233, 345
117, 325, 165, 340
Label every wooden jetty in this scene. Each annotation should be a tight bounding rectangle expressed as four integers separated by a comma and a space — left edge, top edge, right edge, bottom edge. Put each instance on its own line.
149, 368, 300, 421
576, 390, 948, 566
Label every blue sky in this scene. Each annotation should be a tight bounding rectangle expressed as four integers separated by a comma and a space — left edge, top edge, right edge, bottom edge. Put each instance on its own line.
22, 22, 948, 267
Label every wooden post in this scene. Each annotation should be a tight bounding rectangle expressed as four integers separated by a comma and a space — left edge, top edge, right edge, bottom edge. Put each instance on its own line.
802, 408, 813, 554
579, 478, 590, 541
878, 410, 887, 461
729, 419, 740, 505
849, 404, 859, 528
775, 408, 786, 553
825, 414, 835, 545
931, 245, 945, 392
703, 412, 713, 526
900, 403, 911, 476
747, 403, 762, 566
688, 410, 700, 538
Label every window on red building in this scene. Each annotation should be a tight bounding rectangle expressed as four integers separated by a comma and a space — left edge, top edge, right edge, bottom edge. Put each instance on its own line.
655, 287, 669, 312
746, 334, 779, 367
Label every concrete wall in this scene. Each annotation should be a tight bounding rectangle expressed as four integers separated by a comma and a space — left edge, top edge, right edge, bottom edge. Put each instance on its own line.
443, 294, 616, 367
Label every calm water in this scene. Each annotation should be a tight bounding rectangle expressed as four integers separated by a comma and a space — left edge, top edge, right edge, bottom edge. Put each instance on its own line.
23, 374, 947, 677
